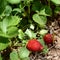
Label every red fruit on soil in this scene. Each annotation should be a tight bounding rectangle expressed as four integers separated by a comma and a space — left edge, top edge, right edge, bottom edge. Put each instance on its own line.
26, 39, 43, 52
44, 34, 53, 44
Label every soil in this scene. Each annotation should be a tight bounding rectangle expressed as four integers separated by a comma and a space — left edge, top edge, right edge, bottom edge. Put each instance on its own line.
30, 16, 60, 60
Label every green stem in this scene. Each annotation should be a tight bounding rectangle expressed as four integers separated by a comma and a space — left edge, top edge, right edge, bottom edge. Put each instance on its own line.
47, 0, 50, 6
27, 1, 30, 19
28, 4, 30, 15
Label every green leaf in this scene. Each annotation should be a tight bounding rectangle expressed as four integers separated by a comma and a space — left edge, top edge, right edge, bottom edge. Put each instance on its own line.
4, 5, 12, 16
0, 19, 8, 33
39, 6, 52, 16
19, 4, 25, 12
51, 0, 60, 5
39, 36, 48, 54
10, 50, 19, 60
21, 57, 30, 60
0, 0, 7, 14
7, 0, 21, 4
18, 47, 30, 59
54, 6, 60, 14
42, 45, 48, 54
32, 1, 42, 11
0, 22, 18, 38
23, 0, 33, 6
7, 27, 18, 38
0, 22, 2, 30
40, 29, 48, 35
0, 37, 10, 51
30, 24, 34, 30
0, 27, 18, 38
18, 29, 25, 40
13, 8, 21, 13
33, 14, 47, 28
38, 36, 45, 46
0, 16, 21, 38
0, 54, 2, 60
25, 29, 36, 39
3, 16, 22, 27
0, 31, 8, 38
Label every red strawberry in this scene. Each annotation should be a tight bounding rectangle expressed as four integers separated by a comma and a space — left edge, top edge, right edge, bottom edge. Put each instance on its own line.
26, 39, 43, 52
44, 34, 53, 44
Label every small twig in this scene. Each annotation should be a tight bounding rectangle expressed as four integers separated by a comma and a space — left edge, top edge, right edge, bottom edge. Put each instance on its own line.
33, 52, 37, 60
48, 44, 56, 50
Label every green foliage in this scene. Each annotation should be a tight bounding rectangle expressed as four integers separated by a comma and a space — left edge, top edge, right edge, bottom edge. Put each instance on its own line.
4, 5, 12, 16
33, 14, 47, 28
38, 36, 45, 46
42, 45, 48, 54
0, 0, 7, 14
13, 8, 21, 13
25, 29, 36, 39
3, 16, 22, 27
0, 54, 2, 60
54, 6, 60, 14
10, 50, 19, 60
0, 37, 10, 51
38, 36, 48, 54
0, 0, 60, 59
51, 0, 60, 5
18, 47, 30, 59
40, 29, 48, 36
18, 29, 25, 40
39, 6, 52, 16
7, 0, 21, 4
30, 24, 34, 30
21, 57, 30, 60
7, 27, 18, 38
0, 16, 21, 38
10, 47, 30, 60
32, 0, 42, 11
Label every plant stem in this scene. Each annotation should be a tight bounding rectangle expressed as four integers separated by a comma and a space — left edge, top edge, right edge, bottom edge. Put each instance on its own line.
28, 3, 30, 19
47, 0, 50, 6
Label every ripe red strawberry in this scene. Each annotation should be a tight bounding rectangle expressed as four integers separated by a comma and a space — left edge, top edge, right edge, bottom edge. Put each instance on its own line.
44, 34, 53, 44
26, 39, 43, 52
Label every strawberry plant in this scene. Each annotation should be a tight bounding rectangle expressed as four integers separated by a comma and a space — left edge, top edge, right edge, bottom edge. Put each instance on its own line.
0, 0, 60, 60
